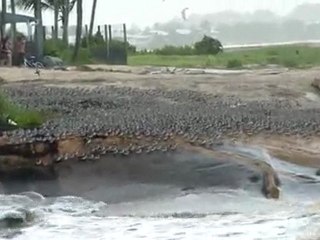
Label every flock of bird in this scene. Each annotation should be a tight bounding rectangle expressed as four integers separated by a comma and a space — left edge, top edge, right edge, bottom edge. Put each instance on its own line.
2, 84, 320, 162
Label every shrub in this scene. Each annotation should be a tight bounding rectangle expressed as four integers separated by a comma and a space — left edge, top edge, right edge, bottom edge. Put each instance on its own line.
81, 33, 105, 48
266, 56, 280, 64
226, 59, 243, 69
153, 45, 194, 55
266, 49, 279, 56
282, 59, 298, 68
44, 29, 135, 64
44, 39, 68, 57
61, 47, 92, 65
194, 35, 223, 55
127, 42, 137, 55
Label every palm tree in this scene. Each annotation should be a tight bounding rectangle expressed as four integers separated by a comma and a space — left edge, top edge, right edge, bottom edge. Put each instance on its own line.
10, 0, 17, 41
62, 0, 69, 44
15, 0, 50, 11
89, 0, 97, 38
35, 0, 43, 58
15, 0, 45, 58
72, 0, 82, 61
16, 0, 76, 43
1, 0, 7, 38
53, 0, 58, 39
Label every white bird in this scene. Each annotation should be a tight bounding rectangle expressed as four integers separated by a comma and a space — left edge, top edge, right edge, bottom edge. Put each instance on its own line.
181, 7, 189, 21
6, 115, 17, 126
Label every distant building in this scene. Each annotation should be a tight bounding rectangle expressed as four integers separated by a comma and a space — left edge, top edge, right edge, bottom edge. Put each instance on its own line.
0, 12, 35, 24
0, 12, 36, 39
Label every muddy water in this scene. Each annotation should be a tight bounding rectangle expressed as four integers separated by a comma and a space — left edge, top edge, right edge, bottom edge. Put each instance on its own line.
0, 145, 320, 240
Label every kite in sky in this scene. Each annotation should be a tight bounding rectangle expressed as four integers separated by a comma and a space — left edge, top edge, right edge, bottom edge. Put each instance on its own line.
181, 7, 189, 21
161, 1, 189, 21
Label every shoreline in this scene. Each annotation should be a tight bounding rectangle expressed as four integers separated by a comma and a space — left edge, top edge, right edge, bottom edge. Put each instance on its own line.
0, 132, 319, 200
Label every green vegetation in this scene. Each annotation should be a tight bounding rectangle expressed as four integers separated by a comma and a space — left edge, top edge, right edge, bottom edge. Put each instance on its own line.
44, 33, 320, 70
129, 45, 320, 69
44, 39, 92, 65
227, 59, 243, 69
153, 36, 223, 56
0, 93, 45, 128
44, 34, 135, 65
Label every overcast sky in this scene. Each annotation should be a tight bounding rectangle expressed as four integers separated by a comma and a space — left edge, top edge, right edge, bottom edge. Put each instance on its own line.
14, 0, 320, 27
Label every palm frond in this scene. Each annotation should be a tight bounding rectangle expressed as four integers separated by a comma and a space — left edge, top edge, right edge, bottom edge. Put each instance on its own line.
15, 0, 52, 11
44, 0, 76, 12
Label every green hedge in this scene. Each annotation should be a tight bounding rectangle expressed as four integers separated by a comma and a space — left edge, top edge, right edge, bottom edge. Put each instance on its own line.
44, 36, 134, 65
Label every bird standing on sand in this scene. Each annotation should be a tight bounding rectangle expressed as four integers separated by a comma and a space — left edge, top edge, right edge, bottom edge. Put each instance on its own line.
35, 65, 41, 77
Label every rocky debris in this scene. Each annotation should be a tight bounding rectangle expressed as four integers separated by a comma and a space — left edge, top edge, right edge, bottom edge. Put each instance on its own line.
312, 78, 320, 91
42, 56, 67, 70
262, 172, 280, 199
0, 208, 35, 228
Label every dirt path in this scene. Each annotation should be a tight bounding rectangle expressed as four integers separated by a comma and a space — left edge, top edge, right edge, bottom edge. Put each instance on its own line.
1, 65, 319, 102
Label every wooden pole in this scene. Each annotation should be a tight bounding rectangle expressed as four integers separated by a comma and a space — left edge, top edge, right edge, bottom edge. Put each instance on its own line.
123, 23, 127, 52
123, 23, 127, 64
85, 24, 89, 47
108, 24, 112, 41
51, 26, 54, 39
104, 24, 108, 41
105, 25, 109, 59
123, 23, 127, 45
43, 26, 46, 42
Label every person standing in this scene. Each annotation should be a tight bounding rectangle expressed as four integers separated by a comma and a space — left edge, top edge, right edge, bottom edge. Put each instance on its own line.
15, 35, 26, 67
0, 36, 12, 67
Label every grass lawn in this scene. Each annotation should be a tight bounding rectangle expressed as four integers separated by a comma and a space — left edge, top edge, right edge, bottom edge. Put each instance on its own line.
128, 45, 320, 69
0, 93, 45, 128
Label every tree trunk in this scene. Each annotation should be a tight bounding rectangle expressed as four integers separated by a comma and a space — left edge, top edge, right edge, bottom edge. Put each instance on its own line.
10, 0, 16, 41
88, 0, 97, 37
1, 0, 7, 38
62, 0, 69, 44
53, 0, 59, 39
35, 0, 44, 59
72, 0, 82, 61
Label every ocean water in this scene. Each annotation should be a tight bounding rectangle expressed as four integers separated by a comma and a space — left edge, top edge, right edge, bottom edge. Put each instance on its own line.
1, 189, 320, 240
1, 146, 320, 240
